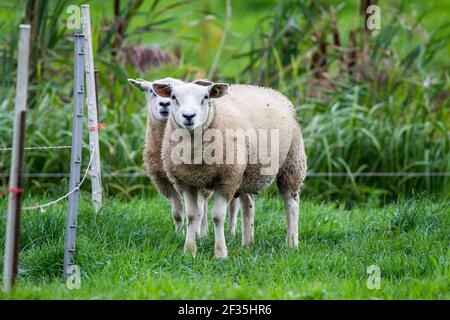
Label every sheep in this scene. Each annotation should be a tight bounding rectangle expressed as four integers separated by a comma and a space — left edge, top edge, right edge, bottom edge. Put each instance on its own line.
128, 77, 240, 236
128, 77, 186, 232
153, 82, 307, 258
191, 80, 241, 237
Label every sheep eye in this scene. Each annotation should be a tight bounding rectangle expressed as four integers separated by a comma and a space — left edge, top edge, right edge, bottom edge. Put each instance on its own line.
171, 95, 178, 103
202, 95, 209, 104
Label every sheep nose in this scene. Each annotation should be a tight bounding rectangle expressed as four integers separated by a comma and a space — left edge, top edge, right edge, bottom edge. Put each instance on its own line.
182, 113, 196, 121
159, 102, 170, 109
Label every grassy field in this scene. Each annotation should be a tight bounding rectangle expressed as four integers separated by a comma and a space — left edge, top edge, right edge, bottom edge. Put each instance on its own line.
0, 0, 449, 300
0, 193, 448, 299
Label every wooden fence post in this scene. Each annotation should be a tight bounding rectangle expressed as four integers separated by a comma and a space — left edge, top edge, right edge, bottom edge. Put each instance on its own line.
3, 24, 30, 294
81, 4, 103, 213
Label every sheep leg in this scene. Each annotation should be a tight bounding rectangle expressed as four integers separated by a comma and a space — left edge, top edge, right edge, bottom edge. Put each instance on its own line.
276, 136, 304, 249
240, 194, 255, 247
228, 196, 240, 237
282, 191, 299, 248
201, 200, 209, 236
196, 190, 209, 238
182, 187, 200, 256
170, 192, 184, 233
212, 192, 228, 258
201, 190, 214, 236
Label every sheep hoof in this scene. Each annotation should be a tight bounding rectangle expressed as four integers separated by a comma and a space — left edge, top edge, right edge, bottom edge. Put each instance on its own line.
214, 246, 228, 259
286, 237, 299, 249
184, 241, 197, 257
242, 240, 254, 248
242, 235, 254, 247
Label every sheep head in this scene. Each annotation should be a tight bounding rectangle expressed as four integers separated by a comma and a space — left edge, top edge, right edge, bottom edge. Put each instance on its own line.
128, 77, 184, 122
152, 81, 228, 130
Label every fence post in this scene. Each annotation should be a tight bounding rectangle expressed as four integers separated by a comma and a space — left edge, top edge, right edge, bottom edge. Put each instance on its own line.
63, 34, 85, 278
3, 24, 30, 294
81, 4, 103, 213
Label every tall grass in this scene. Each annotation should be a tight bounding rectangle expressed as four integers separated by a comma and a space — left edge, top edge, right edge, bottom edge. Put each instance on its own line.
302, 81, 450, 202
236, 0, 450, 202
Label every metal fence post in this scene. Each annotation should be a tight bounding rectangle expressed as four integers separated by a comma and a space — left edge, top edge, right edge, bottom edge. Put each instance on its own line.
81, 4, 103, 213
3, 24, 30, 294
63, 34, 85, 278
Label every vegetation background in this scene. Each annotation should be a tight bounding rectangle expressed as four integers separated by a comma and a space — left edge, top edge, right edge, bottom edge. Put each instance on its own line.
0, 0, 448, 299
0, 0, 448, 204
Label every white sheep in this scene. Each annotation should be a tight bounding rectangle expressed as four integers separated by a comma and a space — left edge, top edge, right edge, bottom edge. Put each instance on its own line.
153, 82, 307, 258
128, 78, 240, 236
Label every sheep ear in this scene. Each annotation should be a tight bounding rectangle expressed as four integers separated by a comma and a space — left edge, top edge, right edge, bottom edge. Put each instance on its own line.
128, 78, 152, 92
153, 83, 172, 97
193, 79, 213, 87
209, 83, 228, 98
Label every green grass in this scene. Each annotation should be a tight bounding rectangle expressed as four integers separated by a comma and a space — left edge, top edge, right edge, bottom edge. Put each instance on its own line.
0, 193, 448, 299
1, 0, 449, 201
0, 0, 449, 299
